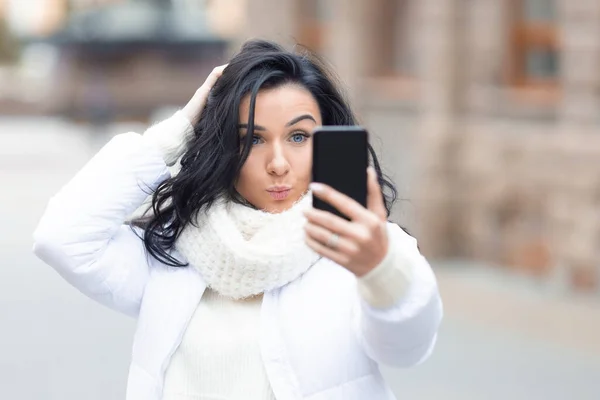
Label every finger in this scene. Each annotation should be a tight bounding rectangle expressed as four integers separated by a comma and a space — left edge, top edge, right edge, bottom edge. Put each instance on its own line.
189, 65, 228, 117
366, 167, 387, 220
198, 64, 228, 95
303, 208, 369, 244
304, 222, 359, 255
305, 235, 349, 266
309, 182, 371, 222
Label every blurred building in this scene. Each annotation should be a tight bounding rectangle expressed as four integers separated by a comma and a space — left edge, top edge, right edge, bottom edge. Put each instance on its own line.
0, 0, 231, 119
0, 0, 245, 39
242, 0, 600, 293
0, 0, 597, 293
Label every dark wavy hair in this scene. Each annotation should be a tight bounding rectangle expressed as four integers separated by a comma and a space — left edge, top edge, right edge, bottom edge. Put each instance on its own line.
134, 39, 398, 267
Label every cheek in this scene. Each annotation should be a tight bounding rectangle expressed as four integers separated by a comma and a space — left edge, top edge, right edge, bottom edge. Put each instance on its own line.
290, 147, 313, 181
237, 155, 260, 188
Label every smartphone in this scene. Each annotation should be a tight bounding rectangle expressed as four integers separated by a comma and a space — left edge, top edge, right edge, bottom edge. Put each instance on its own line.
311, 126, 368, 220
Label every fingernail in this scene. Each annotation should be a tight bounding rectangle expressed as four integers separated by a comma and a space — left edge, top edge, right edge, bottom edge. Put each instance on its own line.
309, 182, 324, 193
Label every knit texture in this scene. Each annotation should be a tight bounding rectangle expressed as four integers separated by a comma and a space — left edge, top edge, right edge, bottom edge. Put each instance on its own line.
356, 224, 414, 309
161, 289, 276, 400
175, 193, 321, 299
142, 110, 194, 167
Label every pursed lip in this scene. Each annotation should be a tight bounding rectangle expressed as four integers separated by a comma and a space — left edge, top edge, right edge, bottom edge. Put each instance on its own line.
266, 186, 292, 201
266, 186, 292, 193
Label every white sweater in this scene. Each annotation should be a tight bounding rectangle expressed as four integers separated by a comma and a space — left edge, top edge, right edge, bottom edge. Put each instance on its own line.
160, 259, 408, 399
162, 290, 276, 400
145, 112, 413, 399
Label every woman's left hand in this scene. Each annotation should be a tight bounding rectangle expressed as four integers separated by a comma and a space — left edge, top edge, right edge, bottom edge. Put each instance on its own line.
304, 167, 389, 277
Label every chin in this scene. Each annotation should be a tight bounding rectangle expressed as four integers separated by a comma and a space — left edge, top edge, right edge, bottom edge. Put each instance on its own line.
262, 198, 296, 214
263, 203, 289, 214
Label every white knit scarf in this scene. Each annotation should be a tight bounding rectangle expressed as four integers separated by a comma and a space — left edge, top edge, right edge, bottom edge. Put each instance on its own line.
175, 193, 321, 299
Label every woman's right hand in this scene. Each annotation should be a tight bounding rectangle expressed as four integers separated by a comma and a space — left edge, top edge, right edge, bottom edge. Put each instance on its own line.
182, 64, 227, 124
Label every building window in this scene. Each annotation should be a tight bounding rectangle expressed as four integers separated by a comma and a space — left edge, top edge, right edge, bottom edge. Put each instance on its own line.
297, 0, 330, 54
358, 0, 417, 99
523, 0, 556, 22
366, 0, 414, 78
508, 0, 559, 88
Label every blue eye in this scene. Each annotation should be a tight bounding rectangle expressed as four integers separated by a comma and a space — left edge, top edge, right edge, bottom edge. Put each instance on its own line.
251, 135, 261, 145
291, 133, 308, 143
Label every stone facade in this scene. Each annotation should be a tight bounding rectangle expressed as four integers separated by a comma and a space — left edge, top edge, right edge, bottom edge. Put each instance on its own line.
6, 0, 596, 292
242, 0, 600, 293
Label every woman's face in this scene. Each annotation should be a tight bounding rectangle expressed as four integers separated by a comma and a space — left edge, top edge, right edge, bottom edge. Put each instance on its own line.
236, 84, 322, 213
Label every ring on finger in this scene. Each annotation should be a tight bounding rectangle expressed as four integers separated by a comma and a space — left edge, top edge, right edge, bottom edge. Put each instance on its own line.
326, 233, 341, 250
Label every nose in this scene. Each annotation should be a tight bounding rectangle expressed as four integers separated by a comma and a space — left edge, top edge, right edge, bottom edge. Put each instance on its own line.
267, 143, 290, 176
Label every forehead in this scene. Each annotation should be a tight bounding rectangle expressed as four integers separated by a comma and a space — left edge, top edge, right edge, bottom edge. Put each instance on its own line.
239, 85, 321, 124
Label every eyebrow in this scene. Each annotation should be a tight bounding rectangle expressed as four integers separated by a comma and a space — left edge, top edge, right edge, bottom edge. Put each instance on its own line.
238, 123, 266, 131
238, 114, 317, 131
285, 114, 317, 127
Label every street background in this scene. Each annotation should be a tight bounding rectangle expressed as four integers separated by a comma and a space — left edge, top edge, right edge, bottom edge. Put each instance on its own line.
1, 0, 599, 399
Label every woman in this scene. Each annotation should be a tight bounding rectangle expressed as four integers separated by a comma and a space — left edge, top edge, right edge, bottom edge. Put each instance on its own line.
33, 40, 442, 400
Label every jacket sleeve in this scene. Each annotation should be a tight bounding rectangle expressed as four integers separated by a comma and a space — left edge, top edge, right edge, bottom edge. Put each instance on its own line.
32, 112, 193, 317
353, 223, 443, 368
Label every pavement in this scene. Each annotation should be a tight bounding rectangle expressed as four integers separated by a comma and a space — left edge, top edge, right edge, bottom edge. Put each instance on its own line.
1, 117, 599, 399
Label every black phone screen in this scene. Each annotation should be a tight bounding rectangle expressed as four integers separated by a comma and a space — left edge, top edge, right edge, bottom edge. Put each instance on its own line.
311, 126, 368, 220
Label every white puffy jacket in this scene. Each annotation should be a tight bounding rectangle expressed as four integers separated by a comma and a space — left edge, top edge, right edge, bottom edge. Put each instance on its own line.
32, 114, 443, 400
